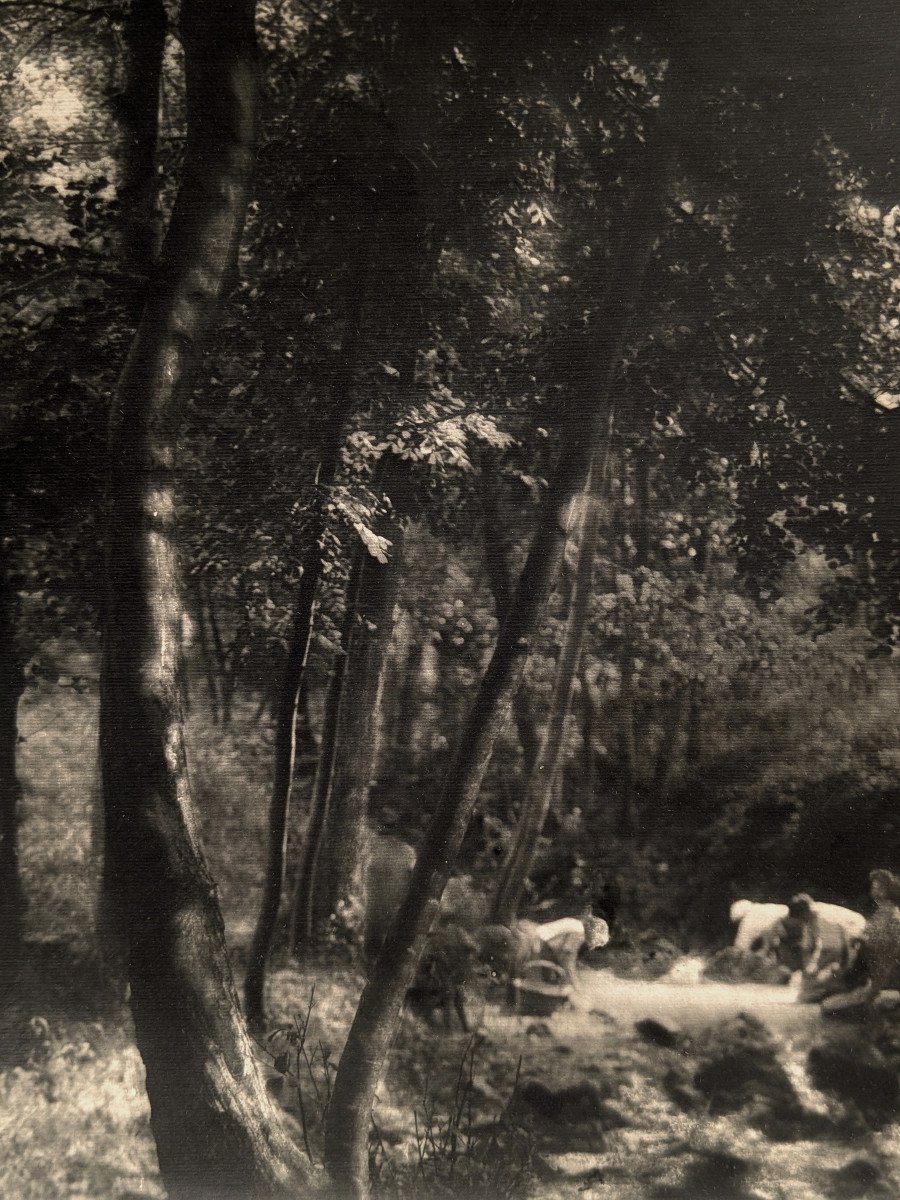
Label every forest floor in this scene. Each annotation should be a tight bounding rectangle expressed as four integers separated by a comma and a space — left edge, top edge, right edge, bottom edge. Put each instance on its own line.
3, 681, 900, 1199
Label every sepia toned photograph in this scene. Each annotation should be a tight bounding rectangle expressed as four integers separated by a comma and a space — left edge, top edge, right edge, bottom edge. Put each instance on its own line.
1, 2, 898, 1197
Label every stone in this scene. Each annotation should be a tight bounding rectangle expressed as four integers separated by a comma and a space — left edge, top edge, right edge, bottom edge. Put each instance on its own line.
526, 1021, 552, 1038
679, 1148, 754, 1199
635, 1017, 681, 1049
828, 1158, 885, 1197
703, 946, 792, 985
514, 1079, 605, 1124
807, 1038, 900, 1125
662, 1066, 706, 1114
692, 1014, 803, 1131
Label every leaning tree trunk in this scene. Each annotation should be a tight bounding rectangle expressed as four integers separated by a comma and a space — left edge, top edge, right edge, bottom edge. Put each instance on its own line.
244, 252, 368, 1034
309, 456, 414, 949
491, 457, 604, 925
0, 555, 26, 987
323, 138, 675, 1199
98, 2, 310, 1196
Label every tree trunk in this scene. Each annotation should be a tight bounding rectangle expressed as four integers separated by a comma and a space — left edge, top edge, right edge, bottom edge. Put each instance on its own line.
480, 472, 540, 775
578, 668, 598, 812
203, 585, 236, 726
310, 456, 414, 948
0, 559, 26, 987
116, 0, 167, 311
616, 646, 638, 837
323, 138, 674, 1199
378, 608, 412, 761
492, 459, 604, 925
244, 248, 368, 1029
685, 677, 704, 765
289, 542, 365, 957
98, 2, 309, 1195
651, 687, 688, 811
391, 626, 424, 761
190, 578, 223, 723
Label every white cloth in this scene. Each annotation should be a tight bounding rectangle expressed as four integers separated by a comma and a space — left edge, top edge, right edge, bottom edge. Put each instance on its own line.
535, 916, 587, 946
810, 902, 866, 940
732, 902, 788, 951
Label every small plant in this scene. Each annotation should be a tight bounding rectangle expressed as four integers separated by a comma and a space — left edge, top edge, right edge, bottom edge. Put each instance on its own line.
371, 1039, 538, 1199
265, 986, 336, 1165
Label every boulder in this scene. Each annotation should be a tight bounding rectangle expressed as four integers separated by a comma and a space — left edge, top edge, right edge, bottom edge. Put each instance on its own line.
692, 1014, 804, 1135
703, 946, 792, 985
828, 1158, 887, 1198
635, 1017, 681, 1050
807, 1038, 900, 1125
510, 1080, 607, 1154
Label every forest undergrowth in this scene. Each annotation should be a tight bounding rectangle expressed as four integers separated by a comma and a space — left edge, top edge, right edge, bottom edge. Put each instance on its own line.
3, 683, 900, 1200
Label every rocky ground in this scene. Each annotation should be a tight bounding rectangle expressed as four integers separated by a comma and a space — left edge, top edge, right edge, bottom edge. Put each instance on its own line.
5, 681, 899, 1199
259, 955, 900, 1200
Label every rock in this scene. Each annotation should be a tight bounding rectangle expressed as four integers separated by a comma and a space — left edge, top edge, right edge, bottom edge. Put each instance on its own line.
807, 1038, 900, 1125
635, 1017, 681, 1049
828, 1158, 886, 1197
703, 946, 792, 985
662, 1066, 706, 1113
514, 1079, 605, 1124
692, 1014, 803, 1132
598, 1099, 634, 1129
526, 1021, 552, 1038
590, 1008, 616, 1024
679, 1148, 754, 1199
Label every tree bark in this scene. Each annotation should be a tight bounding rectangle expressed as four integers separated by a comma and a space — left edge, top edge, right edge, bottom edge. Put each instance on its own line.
116, 0, 167, 311
0, 555, 26, 987
98, 2, 310, 1195
203, 584, 236, 726
323, 138, 675, 1199
190, 577, 223, 723
289, 542, 365, 956
480, 472, 540, 775
244, 253, 368, 1033
616, 645, 638, 836
310, 456, 414, 948
651, 687, 688, 809
491, 459, 604, 924
685, 677, 704, 765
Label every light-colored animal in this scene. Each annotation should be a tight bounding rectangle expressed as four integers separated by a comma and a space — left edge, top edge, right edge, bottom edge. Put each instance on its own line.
730, 900, 789, 952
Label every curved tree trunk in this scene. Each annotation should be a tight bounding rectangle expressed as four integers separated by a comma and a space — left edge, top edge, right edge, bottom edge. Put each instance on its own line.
98, 2, 310, 1195
323, 137, 675, 1200
491, 457, 604, 925
244, 252, 368, 1032
310, 456, 414, 948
